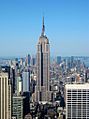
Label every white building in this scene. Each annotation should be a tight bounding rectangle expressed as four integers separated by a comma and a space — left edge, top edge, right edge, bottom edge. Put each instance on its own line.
65, 83, 89, 119
22, 71, 30, 92
0, 72, 12, 119
16, 76, 22, 95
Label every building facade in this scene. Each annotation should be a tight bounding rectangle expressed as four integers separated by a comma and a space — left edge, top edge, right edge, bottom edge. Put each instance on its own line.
85, 69, 89, 82
12, 95, 26, 119
65, 83, 89, 119
35, 17, 52, 102
22, 70, 30, 92
15, 69, 22, 95
0, 72, 12, 119
57, 56, 61, 64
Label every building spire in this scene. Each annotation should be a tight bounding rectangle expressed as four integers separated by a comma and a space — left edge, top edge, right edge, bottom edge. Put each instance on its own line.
41, 16, 45, 36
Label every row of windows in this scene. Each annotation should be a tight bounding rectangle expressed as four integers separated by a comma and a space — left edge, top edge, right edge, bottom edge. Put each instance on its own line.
67, 101, 89, 103
67, 108, 89, 110
67, 96, 89, 97
67, 104, 89, 106
67, 93, 89, 95
67, 89, 89, 92
67, 97, 89, 99
67, 99, 89, 101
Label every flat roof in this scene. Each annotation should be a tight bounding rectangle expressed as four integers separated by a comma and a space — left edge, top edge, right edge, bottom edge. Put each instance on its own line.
65, 83, 89, 90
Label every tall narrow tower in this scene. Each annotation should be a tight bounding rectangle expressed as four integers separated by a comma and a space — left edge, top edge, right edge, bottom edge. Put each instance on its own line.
0, 72, 12, 119
35, 17, 52, 102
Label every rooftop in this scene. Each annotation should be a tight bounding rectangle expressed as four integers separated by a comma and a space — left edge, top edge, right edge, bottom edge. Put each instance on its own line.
65, 83, 89, 90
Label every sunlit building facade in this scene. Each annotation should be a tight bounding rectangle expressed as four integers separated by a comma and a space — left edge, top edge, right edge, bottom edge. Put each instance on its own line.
65, 84, 89, 119
0, 72, 12, 119
35, 17, 52, 102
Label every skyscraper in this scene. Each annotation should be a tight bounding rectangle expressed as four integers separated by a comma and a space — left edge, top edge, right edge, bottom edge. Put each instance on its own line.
0, 72, 12, 119
25, 54, 31, 66
12, 95, 26, 119
85, 69, 89, 82
35, 17, 52, 102
65, 83, 89, 119
15, 71, 22, 95
22, 70, 30, 92
57, 56, 61, 64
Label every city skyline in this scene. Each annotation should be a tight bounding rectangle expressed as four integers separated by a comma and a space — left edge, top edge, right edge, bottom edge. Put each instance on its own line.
0, 0, 89, 57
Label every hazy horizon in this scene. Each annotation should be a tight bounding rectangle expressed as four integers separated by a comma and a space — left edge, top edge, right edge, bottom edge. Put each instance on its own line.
0, 0, 89, 57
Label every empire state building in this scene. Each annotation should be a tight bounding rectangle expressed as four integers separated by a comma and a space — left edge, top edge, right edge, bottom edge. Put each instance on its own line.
35, 17, 52, 102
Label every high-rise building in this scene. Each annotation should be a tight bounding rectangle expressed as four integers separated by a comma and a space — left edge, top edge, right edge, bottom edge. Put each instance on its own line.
31, 56, 36, 66
35, 17, 52, 102
11, 67, 15, 93
1, 66, 10, 78
0, 72, 12, 119
25, 54, 31, 66
22, 70, 30, 92
15, 72, 22, 95
15, 70, 22, 95
65, 83, 89, 119
57, 56, 61, 64
12, 95, 26, 119
85, 69, 89, 82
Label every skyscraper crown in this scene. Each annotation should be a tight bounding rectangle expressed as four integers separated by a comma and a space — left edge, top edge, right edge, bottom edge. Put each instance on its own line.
38, 17, 49, 44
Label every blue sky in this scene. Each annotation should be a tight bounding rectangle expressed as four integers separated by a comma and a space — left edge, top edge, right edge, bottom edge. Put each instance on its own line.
0, 0, 89, 57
